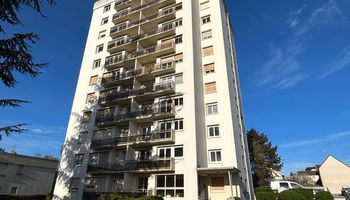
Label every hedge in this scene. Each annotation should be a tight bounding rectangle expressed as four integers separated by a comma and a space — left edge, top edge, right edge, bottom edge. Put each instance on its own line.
0, 195, 46, 200
291, 189, 314, 200
98, 194, 163, 200
315, 191, 333, 200
255, 191, 277, 200
277, 190, 306, 200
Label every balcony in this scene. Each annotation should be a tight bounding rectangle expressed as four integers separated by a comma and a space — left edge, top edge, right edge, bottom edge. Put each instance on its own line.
91, 136, 129, 149
105, 41, 175, 70
95, 104, 175, 127
130, 41, 176, 64
90, 129, 175, 149
104, 53, 135, 70
110, 8, 176, 39
136, 60, 176, 82
113, 0, 176, 24
99, 89, 132, 106
101, 71, 135, 87
114, 0, 138, 11
87, 158, 175, 173
107, 24, 175, 54
131, 129, 175, 147
133, 81, 176, 102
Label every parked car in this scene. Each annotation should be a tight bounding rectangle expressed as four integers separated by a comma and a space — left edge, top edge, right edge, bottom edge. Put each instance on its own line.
270, 180, 304, 193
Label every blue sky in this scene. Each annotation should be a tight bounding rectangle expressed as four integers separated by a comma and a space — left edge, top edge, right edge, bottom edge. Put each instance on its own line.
1, 0, 349, 175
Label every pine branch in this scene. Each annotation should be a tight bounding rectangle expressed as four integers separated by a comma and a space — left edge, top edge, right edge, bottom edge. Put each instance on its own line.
0, 0, 56, 28
0, 33, 46, 87
0, 99, 30, 107
0, 123, 26, 140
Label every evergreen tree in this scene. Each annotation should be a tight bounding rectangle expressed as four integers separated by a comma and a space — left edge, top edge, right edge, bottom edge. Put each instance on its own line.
247, 128, 283, 187
0, 0, 55, 140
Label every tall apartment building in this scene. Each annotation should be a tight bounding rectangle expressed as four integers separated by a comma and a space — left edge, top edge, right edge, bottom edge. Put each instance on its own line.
53, 0, 254, 199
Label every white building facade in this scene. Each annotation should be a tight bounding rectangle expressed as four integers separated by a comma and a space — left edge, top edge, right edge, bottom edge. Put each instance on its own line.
53, 0, 254, 199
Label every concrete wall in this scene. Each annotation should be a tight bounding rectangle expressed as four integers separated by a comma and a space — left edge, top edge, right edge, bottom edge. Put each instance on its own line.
0, 152, 57, 195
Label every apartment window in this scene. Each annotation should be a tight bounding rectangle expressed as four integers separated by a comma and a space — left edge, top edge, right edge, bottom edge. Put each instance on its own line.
96, 44, 103, 53
205, 82, 216, 93
103, 4, 111, 12
203, 46, 214, 56
174, 18, 183, 27
208, 125, 220, 137
174, 119, 183, 131
98, 30, 106, 39
78, 131, 88, 143
70, 178, 80, 191
204, 63, 215, 74
202, 15, 211, 24
75, 154, 84, 166
86, 93, 96, 104
209, 150, 222, 163
101, 17, 108, 25
89, 75, 98, 85
16, 165, 24, 175
174, 97, 183, 106
202, 29, 212, 40
138, 177, 148, 193
174, 146, 183, 157
207, 103, 218, 115
0, 163, 8, 175
10, 187, 18, 195
82, 111, 92, 122
200, 1, 210, 10
93, 59, 101, 68
175, 3, 183, 11
211, 177, 224, 191
174, 53, 183, 63
156, 174, 184, 197
174, 35, 183, 44
158, 147, 171, 158
175, 74, 183, 84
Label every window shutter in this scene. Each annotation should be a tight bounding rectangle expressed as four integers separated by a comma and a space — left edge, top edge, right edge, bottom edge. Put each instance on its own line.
205, 82, 216, 93
90, 76, 98, 85
202, 30, 212, 39
204, 63, 215, 73
203, 46, 214, 56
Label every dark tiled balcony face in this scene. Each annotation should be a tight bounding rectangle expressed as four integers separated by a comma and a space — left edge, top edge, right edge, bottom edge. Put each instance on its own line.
87, 158, 174, 173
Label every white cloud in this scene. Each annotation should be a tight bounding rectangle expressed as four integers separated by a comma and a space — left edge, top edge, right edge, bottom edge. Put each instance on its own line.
280, 130, 350, 148
318, 46, 350, 78
286, 5, 308, 28
295, 0, 346, 35
271, 74, 310, 89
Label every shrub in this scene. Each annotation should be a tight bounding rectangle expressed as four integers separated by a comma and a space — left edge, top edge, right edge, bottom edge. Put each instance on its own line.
315, 191, 333, 200
137, 196, 163, 200
98, 194, 163, 200
291, 189, 314, 200
0, 195, 46, 200
256, 191, 276, 200
277, 190, 306, 200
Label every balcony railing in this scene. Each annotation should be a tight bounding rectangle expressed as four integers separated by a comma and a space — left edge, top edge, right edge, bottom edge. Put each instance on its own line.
99, 81, 175, 105
95, 104, 175, 126
136, 60, 175, 78
88, 157, 175, 173
105, 41, 175, 69
91, 129, 175, 148
113, 0, 174, 22
107, 24, 175, 53
110, 8, 175, 37
101, 71, 136, 86
99, 89, 132, 105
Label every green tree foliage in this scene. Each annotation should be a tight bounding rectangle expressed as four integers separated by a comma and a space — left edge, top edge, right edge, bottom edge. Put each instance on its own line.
0, 0, 55, 140
247, 129, 283, 187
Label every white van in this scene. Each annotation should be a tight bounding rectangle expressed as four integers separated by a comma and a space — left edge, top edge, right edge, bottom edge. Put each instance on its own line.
270, 180, 304, 193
